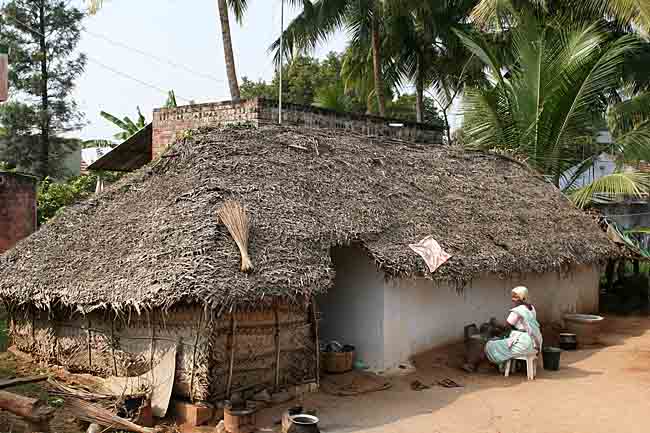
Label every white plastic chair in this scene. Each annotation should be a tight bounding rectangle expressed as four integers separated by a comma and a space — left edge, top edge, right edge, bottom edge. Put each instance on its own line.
504, 352, 538, 380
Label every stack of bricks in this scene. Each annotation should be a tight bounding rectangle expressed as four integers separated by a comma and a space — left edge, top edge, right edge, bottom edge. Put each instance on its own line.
151, 97, 443, 160
0, 172, 37, 254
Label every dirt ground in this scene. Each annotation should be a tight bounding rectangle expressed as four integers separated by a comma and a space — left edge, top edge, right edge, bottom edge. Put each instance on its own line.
255, 315, 650, 433
3, 315, 650, 433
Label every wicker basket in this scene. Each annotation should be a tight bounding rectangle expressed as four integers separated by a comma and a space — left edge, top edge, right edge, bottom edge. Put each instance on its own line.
322, 350, 355, 374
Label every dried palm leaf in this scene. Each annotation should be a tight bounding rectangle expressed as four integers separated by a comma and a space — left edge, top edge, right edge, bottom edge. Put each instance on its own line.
218, 200, 253, 273
65, 396, 153, 433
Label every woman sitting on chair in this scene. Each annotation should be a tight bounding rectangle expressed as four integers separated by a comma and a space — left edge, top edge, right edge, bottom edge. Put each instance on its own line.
464, 286, 543, 372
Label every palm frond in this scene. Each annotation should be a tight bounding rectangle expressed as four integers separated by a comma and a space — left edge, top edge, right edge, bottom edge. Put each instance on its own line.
86, 0, 105, 14
568, 170, 650, 208
579, 0, 650, 35
226, 0, 248, 23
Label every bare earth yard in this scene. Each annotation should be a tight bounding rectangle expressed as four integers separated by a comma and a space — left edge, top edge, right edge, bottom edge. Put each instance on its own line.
2, 315, 650, 433
258, 315, 650, 433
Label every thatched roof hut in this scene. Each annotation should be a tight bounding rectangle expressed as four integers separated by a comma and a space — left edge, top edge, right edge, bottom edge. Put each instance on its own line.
0, 125, 618, 394
1, 126, 615, 310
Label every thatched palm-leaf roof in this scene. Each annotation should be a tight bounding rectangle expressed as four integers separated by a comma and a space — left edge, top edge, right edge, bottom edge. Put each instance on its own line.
0, 126, 618, 312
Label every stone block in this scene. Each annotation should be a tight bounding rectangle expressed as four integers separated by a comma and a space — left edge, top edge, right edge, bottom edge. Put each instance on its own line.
171, 400, 214, 427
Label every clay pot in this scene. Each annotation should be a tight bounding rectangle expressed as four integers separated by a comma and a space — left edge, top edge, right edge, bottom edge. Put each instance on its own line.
287, 414, 320, 433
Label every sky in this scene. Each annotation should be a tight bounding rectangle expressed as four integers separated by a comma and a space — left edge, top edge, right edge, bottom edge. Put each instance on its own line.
74, 0, 347, 141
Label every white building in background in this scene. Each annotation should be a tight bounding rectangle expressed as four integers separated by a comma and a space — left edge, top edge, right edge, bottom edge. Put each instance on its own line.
80, 147, 113, 174
558, 130, 633, 191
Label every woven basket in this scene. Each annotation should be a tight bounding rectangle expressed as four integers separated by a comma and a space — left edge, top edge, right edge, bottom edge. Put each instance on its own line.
322, 350, 354, 374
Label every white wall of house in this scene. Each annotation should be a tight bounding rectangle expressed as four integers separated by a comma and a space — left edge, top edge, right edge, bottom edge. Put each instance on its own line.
383, 264, 600, 370
318, 247, 601, 372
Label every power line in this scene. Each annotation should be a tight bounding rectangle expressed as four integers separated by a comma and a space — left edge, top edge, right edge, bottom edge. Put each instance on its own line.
0, 9, 198, 103
83, 29, 227, 85
85, 55, 193, 103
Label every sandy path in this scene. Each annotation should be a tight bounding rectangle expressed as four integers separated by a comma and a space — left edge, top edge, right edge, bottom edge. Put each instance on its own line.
279, 316, 650, 433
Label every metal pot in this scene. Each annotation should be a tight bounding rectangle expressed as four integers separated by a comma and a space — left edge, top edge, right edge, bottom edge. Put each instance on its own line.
559, 333, 577, 350
287, 414, 320, 433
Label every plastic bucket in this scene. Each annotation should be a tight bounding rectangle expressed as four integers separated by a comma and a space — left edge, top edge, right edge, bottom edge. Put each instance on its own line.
542, 347, 562, 371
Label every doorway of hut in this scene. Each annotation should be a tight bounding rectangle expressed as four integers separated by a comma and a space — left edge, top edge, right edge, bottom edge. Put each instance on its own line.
317, 245, 387, 371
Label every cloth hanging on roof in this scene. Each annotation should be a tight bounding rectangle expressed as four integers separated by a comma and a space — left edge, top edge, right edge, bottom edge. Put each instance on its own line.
408, 235, 451, 273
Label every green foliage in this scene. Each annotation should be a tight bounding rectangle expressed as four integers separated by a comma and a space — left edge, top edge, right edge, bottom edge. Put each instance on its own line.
100, 107, 147, 141
568, 171, 650, 208
240, 77, 276, 100
164, 90, 178, 108
242, 52, 367, 111
0, 0, 86, 178
458, 13, 643, 186
387, 94, 443, 125
37, 173, 121, 225
82, 139, 116, 149
101, 90, 176, 142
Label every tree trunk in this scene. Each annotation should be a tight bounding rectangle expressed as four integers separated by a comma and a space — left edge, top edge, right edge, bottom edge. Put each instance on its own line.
442, 108, 452, 145
370, 11, 386, 117
38, 0, 50, 179
0, 390, 54, 432
415, 62, 424, 123
217, 0, 241, 102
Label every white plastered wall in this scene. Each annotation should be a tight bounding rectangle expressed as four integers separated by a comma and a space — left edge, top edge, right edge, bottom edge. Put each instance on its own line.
318, 247, 601, 371
383, 264, 601, 370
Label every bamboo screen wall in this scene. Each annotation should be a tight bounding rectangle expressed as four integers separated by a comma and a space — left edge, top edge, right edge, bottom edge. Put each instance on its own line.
9, 302, 318, 402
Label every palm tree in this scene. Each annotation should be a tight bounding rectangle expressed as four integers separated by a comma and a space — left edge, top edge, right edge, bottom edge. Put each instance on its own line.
217, 0, 248, 101
272, 0, 390, 116
386, 0, 478, 123
471, 0, 649, 34
100, 107, 146, 141
457, 12, 650, 205
86, 0, 248, 101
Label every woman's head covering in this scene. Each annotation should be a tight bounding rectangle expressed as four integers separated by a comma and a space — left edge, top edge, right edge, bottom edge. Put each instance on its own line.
512, 286, 529, 301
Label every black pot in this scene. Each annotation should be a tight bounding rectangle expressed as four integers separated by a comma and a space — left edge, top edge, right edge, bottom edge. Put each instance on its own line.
288, 414, 320, 433
559, 333, 577, 351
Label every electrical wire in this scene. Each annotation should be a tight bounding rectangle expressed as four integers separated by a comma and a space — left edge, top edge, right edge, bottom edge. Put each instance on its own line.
83, 29, 227, 85
0, 9, 199, 103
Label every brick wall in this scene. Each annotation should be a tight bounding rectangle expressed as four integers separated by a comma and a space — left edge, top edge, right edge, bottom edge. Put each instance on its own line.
0, 173, 37, 254
152, 97, 442, 159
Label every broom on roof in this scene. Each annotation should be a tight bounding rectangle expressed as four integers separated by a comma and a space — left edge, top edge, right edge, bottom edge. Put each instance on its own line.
218, 200, 253, 273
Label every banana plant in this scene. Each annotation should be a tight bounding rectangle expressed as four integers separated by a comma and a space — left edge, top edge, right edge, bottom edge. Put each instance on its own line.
100, 107, 146, 141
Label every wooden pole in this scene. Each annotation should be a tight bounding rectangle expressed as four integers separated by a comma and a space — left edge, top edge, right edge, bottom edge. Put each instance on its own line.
310, 298, 320, 387
86, 317, 92, 368
149, 311, 156, 372
0, 375, 48, 390
226, 311, 237, 398
189, 309, 204, 403
30, 308, 36, 351
0, 390, 55, 433
110, 316, 118, 376
274, 305, 281, 391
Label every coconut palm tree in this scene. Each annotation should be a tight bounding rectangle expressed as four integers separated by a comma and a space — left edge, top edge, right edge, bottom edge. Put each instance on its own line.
386, 0, 479, 123
86, 0, 248, 101
457, 12, 650, 206
271, 0, 390, 116
471, 0, 649, 34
